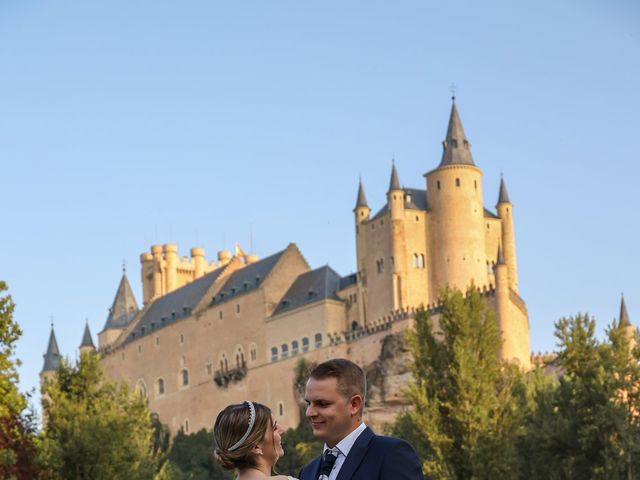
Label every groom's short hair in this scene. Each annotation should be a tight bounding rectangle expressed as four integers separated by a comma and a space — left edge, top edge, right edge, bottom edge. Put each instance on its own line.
309, 359, 366, 411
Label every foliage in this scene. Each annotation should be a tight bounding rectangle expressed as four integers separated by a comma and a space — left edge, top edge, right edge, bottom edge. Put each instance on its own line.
0, 281, 39, 479
521, 314, 640, 479
277, 421, 322, 477
396, 286, 526, 479
166, 428, 232, 480
39, 352, 158, 479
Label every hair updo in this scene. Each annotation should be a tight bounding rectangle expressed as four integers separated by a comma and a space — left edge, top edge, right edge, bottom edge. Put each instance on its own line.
213, 401, 273, 471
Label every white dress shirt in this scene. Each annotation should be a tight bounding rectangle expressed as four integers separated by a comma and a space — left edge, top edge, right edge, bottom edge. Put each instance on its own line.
321, 422, 367, 480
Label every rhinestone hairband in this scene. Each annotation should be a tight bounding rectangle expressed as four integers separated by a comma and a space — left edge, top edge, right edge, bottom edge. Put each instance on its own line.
228, 400, 256, 452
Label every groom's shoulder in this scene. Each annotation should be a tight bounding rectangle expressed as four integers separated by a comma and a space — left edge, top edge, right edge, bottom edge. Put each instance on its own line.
368, 432, 417, 456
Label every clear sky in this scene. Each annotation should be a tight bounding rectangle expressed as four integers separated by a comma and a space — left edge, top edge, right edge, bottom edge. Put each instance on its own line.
1, 1, 639, 405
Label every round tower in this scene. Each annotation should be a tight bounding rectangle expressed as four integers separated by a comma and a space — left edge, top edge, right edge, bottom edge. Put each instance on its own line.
426, 98, 487, 298
353, 179, 370, 325
164, 243, 178, 292
151, 245, 164, 297
387, 162, 406, 309
493, 246, 513, 361
218, 249, 232, 266
140, 252, 154, 303
191, 247, 206, 278
496, 176, 519, 293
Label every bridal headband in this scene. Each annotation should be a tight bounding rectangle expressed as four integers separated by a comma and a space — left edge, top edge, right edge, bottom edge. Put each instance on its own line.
228, 400, 256, 452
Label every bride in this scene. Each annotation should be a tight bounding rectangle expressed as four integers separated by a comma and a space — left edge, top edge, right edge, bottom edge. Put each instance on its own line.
214, 401, 299, 480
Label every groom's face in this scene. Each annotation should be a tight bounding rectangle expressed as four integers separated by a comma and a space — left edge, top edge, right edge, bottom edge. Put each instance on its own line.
304, 376, 360, 447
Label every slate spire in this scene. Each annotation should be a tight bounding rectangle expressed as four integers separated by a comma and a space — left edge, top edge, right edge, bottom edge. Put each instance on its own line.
388, 161, 401, 192
498, 175, 511, 204
103, 272, 139, 331
620, 294, 631, 327
355, 178, 369, 209
439, 97, 475, 167
80, 320, 95, 349
42, 325, 61, 373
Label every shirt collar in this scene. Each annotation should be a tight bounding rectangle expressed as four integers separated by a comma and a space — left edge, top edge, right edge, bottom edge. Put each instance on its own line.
323, 422, 367, 457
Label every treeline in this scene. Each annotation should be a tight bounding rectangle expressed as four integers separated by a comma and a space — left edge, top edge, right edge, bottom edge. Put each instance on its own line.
2, 281, 640, 479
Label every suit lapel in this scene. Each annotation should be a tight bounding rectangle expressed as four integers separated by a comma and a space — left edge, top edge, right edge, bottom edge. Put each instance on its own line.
335, 427, 375, 480
308, 455, 322, 480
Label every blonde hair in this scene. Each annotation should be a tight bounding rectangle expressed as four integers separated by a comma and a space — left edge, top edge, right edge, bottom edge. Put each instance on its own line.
213, 401, 273, 471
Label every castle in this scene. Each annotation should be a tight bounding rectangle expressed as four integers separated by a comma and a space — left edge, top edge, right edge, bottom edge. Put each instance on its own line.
41, 99, 534, 433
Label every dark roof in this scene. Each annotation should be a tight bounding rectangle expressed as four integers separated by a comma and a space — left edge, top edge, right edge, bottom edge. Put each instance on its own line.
404, 188, 428, 211
355, 179, 369, 209
80, 322, 95, 349
439, 98, 475, 167
126, 266, 226, 343
339, 273, 357, 290
273, 266, 343, 316
42, 327, 61, 373
213, 249, 287, 304
484, 208, 499, 219
620, 295, 631, 327
388, 163, 401, 191
103, 273, 139, 331
498, 177, 511, 204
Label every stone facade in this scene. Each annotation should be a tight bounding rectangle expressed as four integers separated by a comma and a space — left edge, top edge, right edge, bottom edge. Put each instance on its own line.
43, 99, 532, 434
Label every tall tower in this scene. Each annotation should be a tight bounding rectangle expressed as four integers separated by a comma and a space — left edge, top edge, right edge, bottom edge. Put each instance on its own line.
387, 162, 407, 310
619, 294, 636, 352
79, 320, 96, 356
354, 179, 371, 326
426, 98, 487, 298
40, 325, 61, 385
496, 176, 519, 292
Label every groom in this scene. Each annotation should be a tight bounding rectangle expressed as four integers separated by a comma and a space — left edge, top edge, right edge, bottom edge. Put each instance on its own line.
298, 358, 424, 480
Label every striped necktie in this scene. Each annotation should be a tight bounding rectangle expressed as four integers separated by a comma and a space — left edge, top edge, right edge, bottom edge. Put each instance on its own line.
318, 448, 338, 480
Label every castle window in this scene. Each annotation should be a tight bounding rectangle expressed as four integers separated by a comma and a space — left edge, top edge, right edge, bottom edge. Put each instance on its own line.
315, 333, 323, 349
155, 336, 160, 346
271, 347, 278, 362
474, 180, 477, 190
184, 419, 189, 434
371, 223, 375, 230
256, 276, 261, 285
376, 259, 384, 273
278, 402, 284, 416
136, 379, 147, 398
416, 216, 419, 221
219, 352, 228, 372
420, 254, 426, 269
380, 219, 384, 225
181, 369, 189, 387
219, 311, 223, 320
156, 378, 165, 396
456, 178, 461, 187
250, 343, 257, 362
138, 345, 142, 354
451, 139, 458, 148
413, 254, 419, 268
281, 344, 289, 359
437, 180, 441, 190
236, 304, 240, 314
206, 363, 212, 376
235, 346, 245, 368
391, 256, 394, 266
302, 337, 310, 353
292, 340, 299, 355
180, 334, 184, 344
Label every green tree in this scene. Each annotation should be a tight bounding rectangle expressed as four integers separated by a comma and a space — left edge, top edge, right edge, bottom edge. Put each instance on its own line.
39, 352, 158, 479
166, 428, 231, 480
0, 281, 39, 479
522, 314, 640, 479
395, 287, 525, 479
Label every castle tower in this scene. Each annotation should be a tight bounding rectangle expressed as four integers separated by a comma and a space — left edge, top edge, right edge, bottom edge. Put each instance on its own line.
40, 325, 61, 385
426, 98, 487, 298
494, 246, 512, 357
191, 247, 206, 277
98, 271, 139, 349
79, 320, 96, 355
387, 162, 407, 310
496, 176, 519, 293
354, 178, 371, 326
619, 294, 636, 352
163, 243, 178, 292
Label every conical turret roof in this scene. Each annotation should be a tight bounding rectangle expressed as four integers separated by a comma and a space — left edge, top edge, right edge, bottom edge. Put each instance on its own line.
620, 294, 631, 327
498, 176, 511, 204
42, 326, 61, 373
439, 98, 475, 167
388, 162, 401, 191
103, 273, 139, 331
80, 321, 95, 349
354, 178, 369, 209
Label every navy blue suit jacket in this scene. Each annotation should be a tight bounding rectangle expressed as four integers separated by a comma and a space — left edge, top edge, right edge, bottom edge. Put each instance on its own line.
298, 427, 424, 480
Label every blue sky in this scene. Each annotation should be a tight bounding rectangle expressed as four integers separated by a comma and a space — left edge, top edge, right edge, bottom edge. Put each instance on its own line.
1, 0, 639, 403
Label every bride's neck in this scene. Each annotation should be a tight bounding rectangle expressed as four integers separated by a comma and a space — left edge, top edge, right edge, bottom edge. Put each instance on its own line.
238, 465, 271, 478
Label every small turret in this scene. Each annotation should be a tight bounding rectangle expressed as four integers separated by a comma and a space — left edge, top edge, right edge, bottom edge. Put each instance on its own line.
387, 161, 404, 219
496, 175, 519, 292
41, 325, 61, 384
98, 271, 139, 349
353, 178, 370, 219
191, 247, 206, 278
164, 243, 179, 292
79, 320, 96, 355
619, 294, 636, 352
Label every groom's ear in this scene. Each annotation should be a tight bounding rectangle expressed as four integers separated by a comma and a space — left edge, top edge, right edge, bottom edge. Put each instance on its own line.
349, 394, 363, 417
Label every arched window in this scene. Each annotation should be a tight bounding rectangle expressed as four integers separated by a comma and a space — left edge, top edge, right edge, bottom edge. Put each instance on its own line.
281, 344, 289, 359
302, 337, 310, 353
184, 419, 190, 433
292, 340, 299, 355
156, 378, 165, 396
315, 333, 322, 349
219, 352, 228, 372
271, 347, 278, 362
278, 402, 284, 416
420, 254, 426, 268
181, 369, 189, 387
235, 345, 245, 369
136, 379, 147, 398
413, 253, 419, 268
455, 178, 461, 187
249, 343, 257, 362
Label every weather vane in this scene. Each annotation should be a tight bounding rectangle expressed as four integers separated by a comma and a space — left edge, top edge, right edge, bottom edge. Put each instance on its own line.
449, 83, 457, 100
122, 259, 126, 273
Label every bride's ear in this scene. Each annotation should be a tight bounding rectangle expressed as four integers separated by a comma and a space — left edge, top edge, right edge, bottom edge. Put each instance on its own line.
251, 444, 263, 456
